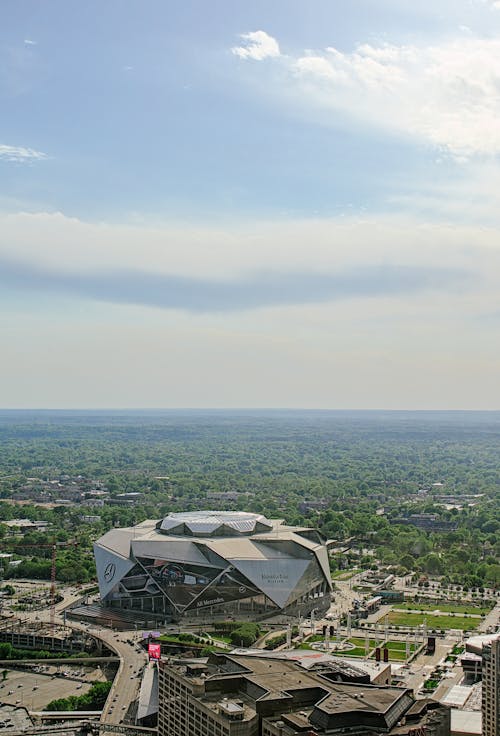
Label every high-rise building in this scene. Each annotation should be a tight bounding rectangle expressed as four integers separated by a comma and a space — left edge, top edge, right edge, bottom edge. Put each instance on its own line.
482, 634, 500, 736
157, 652, 451, 736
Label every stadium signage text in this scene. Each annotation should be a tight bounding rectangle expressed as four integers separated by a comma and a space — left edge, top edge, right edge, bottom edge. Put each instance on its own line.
196, 596, 224, 608
261, 573, 289, 583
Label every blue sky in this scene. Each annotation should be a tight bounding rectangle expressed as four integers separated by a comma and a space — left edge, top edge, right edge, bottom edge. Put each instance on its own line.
1, 0, 500, 408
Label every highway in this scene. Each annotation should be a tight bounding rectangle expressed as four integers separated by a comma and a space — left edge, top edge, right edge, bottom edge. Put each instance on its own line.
8, 590, 149, 730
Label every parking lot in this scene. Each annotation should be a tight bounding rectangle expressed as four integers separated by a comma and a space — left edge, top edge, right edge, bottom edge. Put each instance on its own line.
0, 666, 107, 711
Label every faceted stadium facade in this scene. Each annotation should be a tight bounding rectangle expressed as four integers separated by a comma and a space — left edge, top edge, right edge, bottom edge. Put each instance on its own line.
93, 511, 332, 622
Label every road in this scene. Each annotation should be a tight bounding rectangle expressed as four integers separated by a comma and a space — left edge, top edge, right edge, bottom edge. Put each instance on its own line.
10, 591, 149, 729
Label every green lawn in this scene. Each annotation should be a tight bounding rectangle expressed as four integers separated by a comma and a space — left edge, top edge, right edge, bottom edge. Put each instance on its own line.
332, 568, 361, 580
368, 641, 417, 661
384, 649, 410, 661
211, 635, 232, 644
348, 637, 377, 648
331, 647, 367, 657
383, 640, 417, 652
388, 611, 480, 631
394, 601, 491, 615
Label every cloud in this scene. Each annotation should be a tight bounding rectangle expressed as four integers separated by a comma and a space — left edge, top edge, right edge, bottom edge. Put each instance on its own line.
233, 31, 500, 157
23, 39, 37, 45
0, 144, 47, 163
232, 31, 280, 61
0, 255, 470, 313
0, 210, 495, 315
1, 210, 496, 282
0, 209, 497, 409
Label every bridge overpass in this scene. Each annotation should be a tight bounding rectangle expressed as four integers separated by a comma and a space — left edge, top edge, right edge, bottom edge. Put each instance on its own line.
28, 717, 155, 732
0, 657, 119, 666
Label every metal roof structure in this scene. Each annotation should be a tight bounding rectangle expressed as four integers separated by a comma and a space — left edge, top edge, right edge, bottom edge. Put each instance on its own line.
94, 511, 332, 621
157, 511, 274, 537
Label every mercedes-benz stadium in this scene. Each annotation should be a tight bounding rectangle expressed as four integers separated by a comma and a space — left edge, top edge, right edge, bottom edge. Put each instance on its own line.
93, 511, 332, 622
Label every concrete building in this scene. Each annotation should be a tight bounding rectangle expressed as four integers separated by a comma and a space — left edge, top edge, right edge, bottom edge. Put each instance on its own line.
481, 634, 500, 736
94, 511, 332, 623
157, 652, 451, 736
394, 514, 458, 532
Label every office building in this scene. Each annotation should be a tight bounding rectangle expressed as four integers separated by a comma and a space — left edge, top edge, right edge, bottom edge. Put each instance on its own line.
481, 634, 500, 736
157, 651, 451, 736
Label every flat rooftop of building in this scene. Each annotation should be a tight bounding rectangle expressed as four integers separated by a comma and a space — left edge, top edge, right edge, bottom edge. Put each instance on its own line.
440, 685, 473, 708
200, 695, 257, 723
450, 708, 481, 735
229, 647, 388, 682
215, 654, 406, 713
137, 662, 158, 722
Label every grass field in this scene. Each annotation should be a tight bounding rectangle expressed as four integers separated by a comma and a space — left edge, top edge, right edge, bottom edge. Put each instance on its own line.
394, 601, 491, 615
388, 611, 480, 630
296, 643, 368, 657
348, 637, 377, 648
332, 568, 361, 580
211, 635, 232, 645
383, 640, 417, 652
331, 647, 367, 657
383, 649, 409, 661
368, 640, 418, 661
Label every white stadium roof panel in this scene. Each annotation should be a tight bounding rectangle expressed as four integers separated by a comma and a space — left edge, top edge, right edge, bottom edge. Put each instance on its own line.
157, 510, 273, 537
95, 528, 137, 558
131, 539, 211, 566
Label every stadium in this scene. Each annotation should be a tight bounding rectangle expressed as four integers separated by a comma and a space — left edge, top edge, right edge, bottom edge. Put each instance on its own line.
93, 511, 332, 623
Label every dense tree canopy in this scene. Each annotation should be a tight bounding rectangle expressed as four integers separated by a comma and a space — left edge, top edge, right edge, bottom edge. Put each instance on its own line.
0, 410, 498, 590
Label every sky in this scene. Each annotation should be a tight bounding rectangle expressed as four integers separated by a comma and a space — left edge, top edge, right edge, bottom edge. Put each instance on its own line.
1, 0, 500, 410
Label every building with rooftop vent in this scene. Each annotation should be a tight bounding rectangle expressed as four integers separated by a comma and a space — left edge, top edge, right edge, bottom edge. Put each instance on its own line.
157, 651, 451, 736
93, 511, 332, 623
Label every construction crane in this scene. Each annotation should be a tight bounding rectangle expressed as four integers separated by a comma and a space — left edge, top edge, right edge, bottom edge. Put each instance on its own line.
4, 539, 78, 630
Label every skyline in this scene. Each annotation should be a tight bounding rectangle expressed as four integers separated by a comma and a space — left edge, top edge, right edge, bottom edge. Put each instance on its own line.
1, 0, 500, 409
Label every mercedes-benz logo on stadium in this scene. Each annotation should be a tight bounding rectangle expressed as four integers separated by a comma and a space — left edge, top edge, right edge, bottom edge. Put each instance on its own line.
239, 586, 246, 593
104, 562, 116, 582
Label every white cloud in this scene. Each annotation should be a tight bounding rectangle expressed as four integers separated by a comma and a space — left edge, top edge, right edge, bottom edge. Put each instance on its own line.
0, 209, 498, 408
0, 210, 497, 305
23, 39, 37, 45
234, 31, 500, 157
232, 31, 280, 61
0, 144, 47, 163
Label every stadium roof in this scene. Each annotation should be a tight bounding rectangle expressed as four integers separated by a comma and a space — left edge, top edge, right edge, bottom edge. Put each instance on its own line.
157, 510, 274, 537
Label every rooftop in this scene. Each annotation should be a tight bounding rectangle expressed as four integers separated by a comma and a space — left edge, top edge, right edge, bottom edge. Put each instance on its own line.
156, 510, 274, 537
